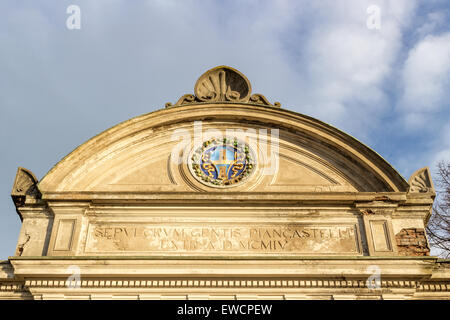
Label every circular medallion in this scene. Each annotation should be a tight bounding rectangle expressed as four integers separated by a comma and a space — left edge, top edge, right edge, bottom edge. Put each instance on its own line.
189, 138, 255, 187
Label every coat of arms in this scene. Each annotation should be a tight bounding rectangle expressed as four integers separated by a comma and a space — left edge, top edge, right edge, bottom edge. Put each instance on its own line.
190, 138, 254, 187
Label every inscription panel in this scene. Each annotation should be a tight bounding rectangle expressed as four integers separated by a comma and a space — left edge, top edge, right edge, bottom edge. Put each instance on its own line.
53, 220, 75, 251
370, 220, 391, 252
84, 223, 361, 255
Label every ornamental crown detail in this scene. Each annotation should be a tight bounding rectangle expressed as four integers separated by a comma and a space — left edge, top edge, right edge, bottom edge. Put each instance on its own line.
165, 66, 280, 108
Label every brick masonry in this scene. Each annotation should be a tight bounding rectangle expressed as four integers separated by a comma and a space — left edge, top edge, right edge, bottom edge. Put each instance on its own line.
395, 228, 430, 256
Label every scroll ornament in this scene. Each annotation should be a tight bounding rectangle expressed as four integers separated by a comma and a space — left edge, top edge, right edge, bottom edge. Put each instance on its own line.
408, 167, 435, 194
165, 66, 281, 108
11, 167, 41, 207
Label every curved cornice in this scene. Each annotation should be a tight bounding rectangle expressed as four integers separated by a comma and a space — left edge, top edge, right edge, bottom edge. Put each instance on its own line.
38, 103, 409, 193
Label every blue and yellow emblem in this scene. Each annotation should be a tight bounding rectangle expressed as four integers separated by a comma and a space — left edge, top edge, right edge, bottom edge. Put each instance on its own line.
191, 138, 254, 186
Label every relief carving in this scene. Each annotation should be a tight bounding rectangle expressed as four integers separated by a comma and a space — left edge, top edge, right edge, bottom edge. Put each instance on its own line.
10, 167, 41, 215
408, 167, 434, 194
165, 66, 280, 108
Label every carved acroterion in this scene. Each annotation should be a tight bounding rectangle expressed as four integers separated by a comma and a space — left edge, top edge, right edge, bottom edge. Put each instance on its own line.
166, 66, 280, 108
408, 167, 435, 194
11, 167, 41, 209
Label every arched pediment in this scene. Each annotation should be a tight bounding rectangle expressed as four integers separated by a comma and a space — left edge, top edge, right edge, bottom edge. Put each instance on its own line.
38, 103, 408, 194
7, 67, 447, 300
38, 66, 408, 195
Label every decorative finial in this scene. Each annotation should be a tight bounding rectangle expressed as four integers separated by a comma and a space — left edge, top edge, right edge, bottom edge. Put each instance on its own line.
408, 167, 435, 194
166, 66, 280, 108
11, 167, 41, 217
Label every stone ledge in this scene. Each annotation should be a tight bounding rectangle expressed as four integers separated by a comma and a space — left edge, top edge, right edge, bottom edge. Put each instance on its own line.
41, 192, 409, 202
8, 255, 439, 261
8, 257, 440, 280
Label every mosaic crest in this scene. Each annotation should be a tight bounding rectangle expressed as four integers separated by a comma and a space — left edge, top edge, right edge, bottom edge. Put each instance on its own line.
190, 138, 255, 187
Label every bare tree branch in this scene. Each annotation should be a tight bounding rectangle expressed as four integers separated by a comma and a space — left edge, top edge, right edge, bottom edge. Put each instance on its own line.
426, 161, 450, 258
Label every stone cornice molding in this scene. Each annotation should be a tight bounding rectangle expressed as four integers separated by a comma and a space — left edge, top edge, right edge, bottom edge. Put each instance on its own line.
39, 191, 409, 203
355, 200, 399, 216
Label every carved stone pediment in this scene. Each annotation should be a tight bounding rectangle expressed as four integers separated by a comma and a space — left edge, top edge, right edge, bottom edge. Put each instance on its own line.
166, 66, 280, 108
408, 167, 435, 194
3, 65, 449, 301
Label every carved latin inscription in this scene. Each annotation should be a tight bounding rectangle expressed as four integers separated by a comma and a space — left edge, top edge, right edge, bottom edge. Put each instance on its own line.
85, 224, 360, 255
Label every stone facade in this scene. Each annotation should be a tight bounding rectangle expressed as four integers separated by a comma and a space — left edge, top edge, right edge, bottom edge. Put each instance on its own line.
1, 66, 449, 300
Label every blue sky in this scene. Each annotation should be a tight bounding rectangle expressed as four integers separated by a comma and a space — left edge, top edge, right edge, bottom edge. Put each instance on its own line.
0, 0, 449, 258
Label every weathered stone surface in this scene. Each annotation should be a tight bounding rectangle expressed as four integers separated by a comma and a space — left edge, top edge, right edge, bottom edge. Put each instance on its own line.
1, 66, 448, 300
10, 167, 41, 220
84, 224, 361, 255
408, 167, 435, 194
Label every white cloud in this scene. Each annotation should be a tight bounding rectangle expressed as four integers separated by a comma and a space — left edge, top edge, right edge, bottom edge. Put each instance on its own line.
394, 31, 450, 182
279, 0, 418, 140
415, 11, 447, 38
431, 123, 450, 167
398, 32, 450, 125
